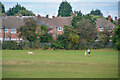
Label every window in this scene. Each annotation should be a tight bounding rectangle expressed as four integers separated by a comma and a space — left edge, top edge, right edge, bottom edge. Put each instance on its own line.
100, 27, 104, 32
0, 37, 3, 41
5, 38, 9, 41
11, 38, 17, 41
112, 26, 115, 29
58, 27, 63, 31
5, 28, 8, 33
11, 29, 16, 33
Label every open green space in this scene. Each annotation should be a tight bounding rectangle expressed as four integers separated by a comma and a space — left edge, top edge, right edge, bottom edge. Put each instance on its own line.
2, 49, 118, 78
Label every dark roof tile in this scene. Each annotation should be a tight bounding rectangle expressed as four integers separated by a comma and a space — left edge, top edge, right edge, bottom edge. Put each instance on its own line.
2, 16, 24, 28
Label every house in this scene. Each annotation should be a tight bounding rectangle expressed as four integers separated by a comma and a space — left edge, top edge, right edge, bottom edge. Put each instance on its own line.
37, 15, 72, 39
1, 13, 116, 41
96, 18, 116, 32
1, 16, 24, 42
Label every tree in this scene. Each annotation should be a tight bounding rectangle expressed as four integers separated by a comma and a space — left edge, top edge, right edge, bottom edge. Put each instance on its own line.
71, 11, 83, 28
97, 30, 111, 47
0, 2, 5, 13
54, 25, 79, 50
55, 11, 97, 50
90, 9, 103, 16
112, 18, 120, 50
14, 10, 35, 16
6, 3, 26, 16
76, 18, 97, 48
18, 18, 38, 43
39, 25, 52, 43
71, 12, 97, 49
57, 1, 72, 17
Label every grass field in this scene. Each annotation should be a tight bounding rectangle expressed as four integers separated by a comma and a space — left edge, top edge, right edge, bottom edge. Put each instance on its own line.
2, 49, 118, 78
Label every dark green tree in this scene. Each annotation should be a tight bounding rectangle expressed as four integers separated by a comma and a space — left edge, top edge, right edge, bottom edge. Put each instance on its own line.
14, 10, 35, 16
76, 18, 97, 48
39, 25, 52, 43
71, 11, 83, 28
6, 3, 26, 16
97, 29, 111, 47
71, 11, 97, 49
18, 18, 38, 43
0, 2, 5, 13
57, 1, 72, 17
112, 18, 120, 50
90, 9, 103, 16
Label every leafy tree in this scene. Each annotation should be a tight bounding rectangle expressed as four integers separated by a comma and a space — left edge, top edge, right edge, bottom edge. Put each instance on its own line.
18, 18, 38, 43
71, 11, 97, 49
14, 10, 35, 16
55, 11, 97, 50
71, 11, 83, 28
39, 25, 52, 43
6, 3, 26, 16
0, 2, 5, 13
55, 25, 79, 50
90, 9, 103, 16
76, 18, 97, 47
57, 1, 72, 17
40, 34, 52, 43
112, 18, 120, 50
97, 30, 110, 47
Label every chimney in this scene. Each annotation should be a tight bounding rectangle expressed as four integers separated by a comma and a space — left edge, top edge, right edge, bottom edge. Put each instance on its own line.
32, 14, 36, 17
37, 14, 41, 19
59, 15, 61, 18
52, 16, 55, 19
115, 16, 117, 22
108, 15, 111, 21
46, 15, 49, 18
19, 14, 22, 17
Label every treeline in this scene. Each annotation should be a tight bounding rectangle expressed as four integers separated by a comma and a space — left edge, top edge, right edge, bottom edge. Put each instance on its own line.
0, 2, 35, 16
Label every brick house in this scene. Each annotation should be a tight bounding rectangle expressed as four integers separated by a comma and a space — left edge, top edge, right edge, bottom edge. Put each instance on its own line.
1, 16, 24, 42
1, 14, 116, 41
37, 15, 72, 39
96, 18, 116, 32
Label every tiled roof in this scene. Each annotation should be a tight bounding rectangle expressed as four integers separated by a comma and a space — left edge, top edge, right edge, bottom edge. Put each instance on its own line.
38, 17, 72, 28
96, 18, 115, 29
2, 16, 24, 28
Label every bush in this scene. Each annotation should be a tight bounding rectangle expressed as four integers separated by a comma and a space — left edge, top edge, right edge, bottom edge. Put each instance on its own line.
43, 44, 49, 50
2, 41, 23, 50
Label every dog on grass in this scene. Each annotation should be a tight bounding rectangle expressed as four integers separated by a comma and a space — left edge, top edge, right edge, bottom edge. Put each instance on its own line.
27, 51, 34, 55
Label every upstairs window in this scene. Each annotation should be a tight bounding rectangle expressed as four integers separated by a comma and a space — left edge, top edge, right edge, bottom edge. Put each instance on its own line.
11, 29, 16, 33
11, 38, 17, 41
99, 27, 104, 32
5, 28, 8, 33
58, 27, 63, 31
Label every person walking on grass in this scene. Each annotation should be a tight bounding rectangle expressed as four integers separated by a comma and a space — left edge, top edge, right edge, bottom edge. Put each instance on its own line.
88, 48, 91, 56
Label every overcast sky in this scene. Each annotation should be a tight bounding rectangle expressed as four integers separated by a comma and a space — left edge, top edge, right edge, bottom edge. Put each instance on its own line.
1, 0, 119, 19
1, 0, 120, 2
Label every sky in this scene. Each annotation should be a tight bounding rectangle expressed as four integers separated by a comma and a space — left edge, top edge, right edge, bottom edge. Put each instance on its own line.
1, 0, 119, 19
1, 0, 120, 2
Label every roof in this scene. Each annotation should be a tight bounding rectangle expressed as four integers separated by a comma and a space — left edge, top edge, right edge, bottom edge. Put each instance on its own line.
2, 16, 24, 29
96, 18, 116, 29
38, 17, 72, 28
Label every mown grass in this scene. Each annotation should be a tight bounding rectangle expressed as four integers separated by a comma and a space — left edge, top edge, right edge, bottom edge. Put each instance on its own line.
2, 49, 118, 78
